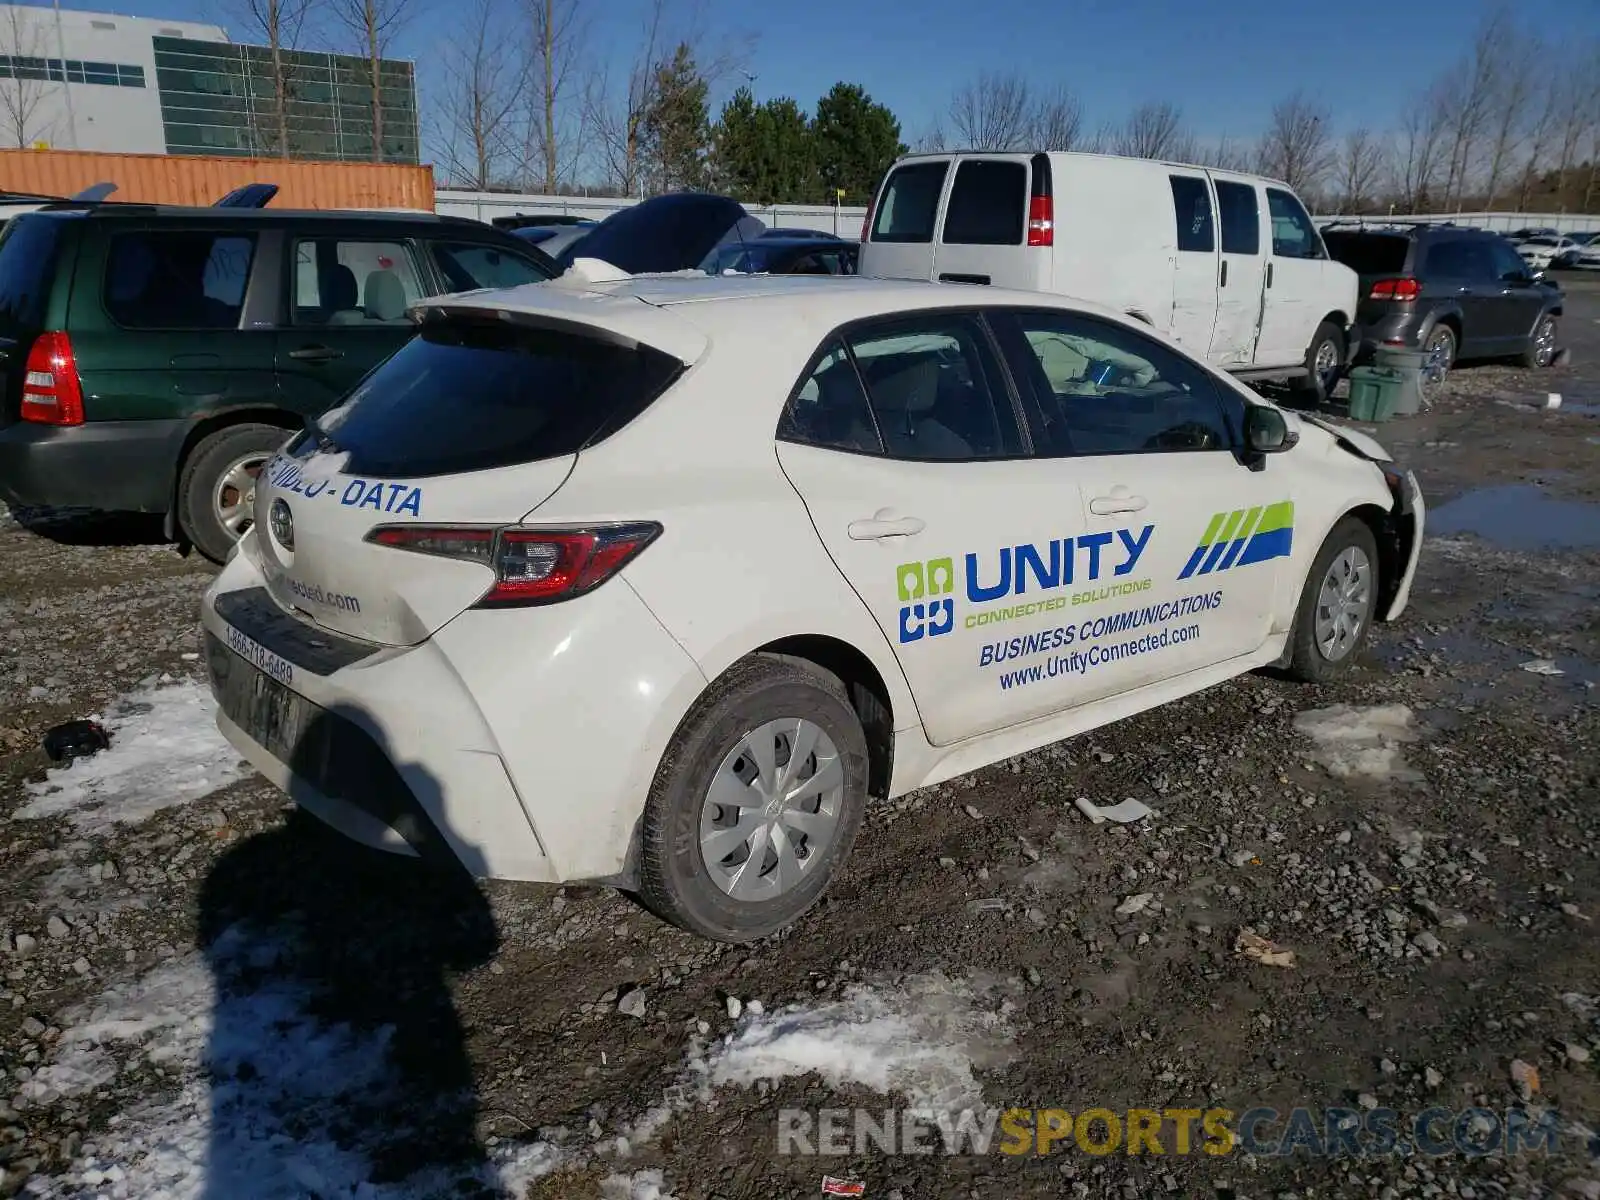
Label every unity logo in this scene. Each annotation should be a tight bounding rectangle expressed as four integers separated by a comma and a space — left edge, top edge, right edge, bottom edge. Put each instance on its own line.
896, 558, 955, 643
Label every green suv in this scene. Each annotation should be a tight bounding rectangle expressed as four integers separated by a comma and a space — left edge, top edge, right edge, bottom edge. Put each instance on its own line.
0, 202, 555, 562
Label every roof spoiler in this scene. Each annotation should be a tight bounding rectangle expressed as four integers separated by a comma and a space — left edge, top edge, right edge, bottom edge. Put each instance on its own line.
0, 181, 119, 208
214, 183, 279, 208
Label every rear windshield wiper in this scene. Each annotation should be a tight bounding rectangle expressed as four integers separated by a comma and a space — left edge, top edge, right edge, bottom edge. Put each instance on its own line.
303, 413, 339, 452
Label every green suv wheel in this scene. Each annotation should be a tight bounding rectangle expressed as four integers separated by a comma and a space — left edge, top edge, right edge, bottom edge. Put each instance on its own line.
178, 424, 292, 564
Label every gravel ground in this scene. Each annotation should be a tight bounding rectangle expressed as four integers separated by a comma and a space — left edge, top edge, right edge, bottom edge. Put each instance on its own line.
1, 280, 1598, 1200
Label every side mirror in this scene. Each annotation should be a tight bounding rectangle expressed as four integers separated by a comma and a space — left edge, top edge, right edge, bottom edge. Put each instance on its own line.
1245, 406, 1297, 455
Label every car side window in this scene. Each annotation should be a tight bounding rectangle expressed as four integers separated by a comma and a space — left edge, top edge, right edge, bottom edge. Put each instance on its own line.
845, 316, 1024, 461
431, 241, 551, 291
103, 231, 256, 330
1421, 239, 1468, 279
1488, 239, 1528, 279
997, 309, 1236, 457
1265, 188, 1325, 259
292, 238, 424, 326
1214, 181, 1260, 256
778, 340, 883, 455
1169, 176, 1214, 253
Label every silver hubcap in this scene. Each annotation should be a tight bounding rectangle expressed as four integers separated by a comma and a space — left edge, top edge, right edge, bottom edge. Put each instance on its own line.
1313, 338, 1339, 387
214, 453, 268, 537
1533, 319, 1555, 367
1423, 329, 1453, 397
699, 718, 844, 902
1314, 546, 1372, 662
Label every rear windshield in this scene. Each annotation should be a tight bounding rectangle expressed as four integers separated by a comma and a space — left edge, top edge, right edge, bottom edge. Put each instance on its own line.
871, 162, 948, 243
309, 320, 683, 478
1323, 231, 1409, 275
0, 214, 66, 331
942, 160, 1026, 245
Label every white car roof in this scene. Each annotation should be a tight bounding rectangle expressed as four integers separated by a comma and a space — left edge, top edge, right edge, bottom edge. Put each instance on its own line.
419, 271, 1148, 363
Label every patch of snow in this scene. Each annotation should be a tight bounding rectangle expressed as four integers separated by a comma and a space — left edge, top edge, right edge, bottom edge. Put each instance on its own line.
1292, 703, 1422, 781
21, 928, 569, 1199
601, 1170, 677, 1200
14, 680, 247, 834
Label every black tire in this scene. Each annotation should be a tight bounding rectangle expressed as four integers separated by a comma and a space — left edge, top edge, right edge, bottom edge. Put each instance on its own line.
1295, 320, 1345, 405
1516, 313, 1558, 369
636, 653, 870, 943
177, 423, 291, 565
1284, 516, 1380, 685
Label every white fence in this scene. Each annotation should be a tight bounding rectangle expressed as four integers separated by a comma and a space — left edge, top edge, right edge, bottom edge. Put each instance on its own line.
435, 189, 867, 236
438, 188, 1596, 237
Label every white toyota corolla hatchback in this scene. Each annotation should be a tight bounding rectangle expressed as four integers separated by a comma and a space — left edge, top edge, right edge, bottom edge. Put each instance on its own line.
200, 268, 1425, 942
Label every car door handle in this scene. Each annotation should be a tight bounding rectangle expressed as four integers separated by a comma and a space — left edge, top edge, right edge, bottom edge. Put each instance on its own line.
288, 345, 344, 362
1266, 262, 1275, 288
847, 513, 926, 541
1089, 493, 1148, 516
1219, 260, 1228, 287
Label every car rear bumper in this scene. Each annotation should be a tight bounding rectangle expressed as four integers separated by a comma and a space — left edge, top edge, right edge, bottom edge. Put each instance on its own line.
0, 418, 182, 513
199, 543, 709, 885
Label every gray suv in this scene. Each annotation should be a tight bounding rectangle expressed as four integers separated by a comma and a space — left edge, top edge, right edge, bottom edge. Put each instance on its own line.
1323, 222, 1563, 390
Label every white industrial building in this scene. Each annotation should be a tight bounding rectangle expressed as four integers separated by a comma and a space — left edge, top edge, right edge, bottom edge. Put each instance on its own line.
0, 3, 225, 154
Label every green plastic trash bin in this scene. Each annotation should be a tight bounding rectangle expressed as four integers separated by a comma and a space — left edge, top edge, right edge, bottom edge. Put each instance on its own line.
1372, 347, 1428, 416
1347, 366, 1403, 422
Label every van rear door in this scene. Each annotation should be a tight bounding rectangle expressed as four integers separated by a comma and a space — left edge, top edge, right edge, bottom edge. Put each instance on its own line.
929, 154, 1050, 291
858, 157, 950, 282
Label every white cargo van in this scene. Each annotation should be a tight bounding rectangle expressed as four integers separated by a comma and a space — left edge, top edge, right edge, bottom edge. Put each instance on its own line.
858, 151, 1359, 399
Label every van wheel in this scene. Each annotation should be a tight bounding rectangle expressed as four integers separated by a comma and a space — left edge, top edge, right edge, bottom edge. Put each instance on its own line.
636, 653, 869, 943
1285, 516, 1379, 684
1295, 321, 1345, 405
178, 423, 291, 565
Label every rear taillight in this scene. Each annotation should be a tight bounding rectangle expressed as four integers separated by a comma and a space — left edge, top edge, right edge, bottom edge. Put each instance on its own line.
1026, 194, 1053, 247
1369, 277, 1420, 302
20, 332, 85, 425
366, 521, 661, 607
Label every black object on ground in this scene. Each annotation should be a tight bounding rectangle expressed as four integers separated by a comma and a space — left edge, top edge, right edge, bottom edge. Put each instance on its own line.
42, 720, 110, 764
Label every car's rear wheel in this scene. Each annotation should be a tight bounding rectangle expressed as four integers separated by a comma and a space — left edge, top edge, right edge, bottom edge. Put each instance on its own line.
1517, 314, 1558, 369
1285, 516, 1379, 684
178, 423, 291, 565
1295, 321, 1344, 405
636, 653, 869, 942
1422, 324, 1456, 404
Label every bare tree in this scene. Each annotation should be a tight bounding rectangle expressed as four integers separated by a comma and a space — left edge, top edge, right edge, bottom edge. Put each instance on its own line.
1192, 135, 1253, 173
1027, 85, 1082, 151
1481, 27, 1540, 207
1395, 87, 1448, 211
1517, 65, 1566, 210
1434, 12, 1508, 208
0, 7, 53, 149
1114, 102, 1188, 160
1334, 128, 1385, 213
334, 0, 413, 161
526, 0, 588, 192
235, 0, 314, 157
1256, 91, 1332, 195
436, 0, 526, 188
948, 71, 1030, 150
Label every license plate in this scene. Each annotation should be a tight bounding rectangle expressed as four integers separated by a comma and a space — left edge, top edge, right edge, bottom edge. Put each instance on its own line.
210, 632, 317, 762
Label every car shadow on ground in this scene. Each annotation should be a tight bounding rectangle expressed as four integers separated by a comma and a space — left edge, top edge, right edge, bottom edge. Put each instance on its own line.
195, 707, 502, 1196
7, 506, 174, 549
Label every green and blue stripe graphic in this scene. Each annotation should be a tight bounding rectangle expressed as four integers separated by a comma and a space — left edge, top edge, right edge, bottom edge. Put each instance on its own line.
1178, 501, 1294, 579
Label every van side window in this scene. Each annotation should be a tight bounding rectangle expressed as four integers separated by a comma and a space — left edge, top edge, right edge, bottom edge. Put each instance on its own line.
1214, 181, 1260, 256
1168, 176, 1214, 253
995, 310, 1236, 457
778, 341, 883, 455
943, 160, 1026, 245
1266, 188, 1325, 259
844, 316, 1024, 461
871, 162, 948, 244
103, 231, 255, 330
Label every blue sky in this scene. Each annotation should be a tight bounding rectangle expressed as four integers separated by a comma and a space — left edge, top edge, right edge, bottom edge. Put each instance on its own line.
46, 0, 1599, 149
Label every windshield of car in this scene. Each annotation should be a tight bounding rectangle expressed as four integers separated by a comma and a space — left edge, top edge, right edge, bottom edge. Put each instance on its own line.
311, 320, 684, 477
1323, 231, 1409, 276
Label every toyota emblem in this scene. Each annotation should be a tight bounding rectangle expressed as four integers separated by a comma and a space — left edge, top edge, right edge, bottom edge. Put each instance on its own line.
269, 498, 294, 550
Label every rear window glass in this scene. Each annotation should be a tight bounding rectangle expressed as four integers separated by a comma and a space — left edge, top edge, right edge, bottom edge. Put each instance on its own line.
942, 160, 1026, 245
0, 215, 66, 330
871, 162, 947, 244
105, 231, 255, 329
1324, 232, 1409, 275
309, 320, 684, 478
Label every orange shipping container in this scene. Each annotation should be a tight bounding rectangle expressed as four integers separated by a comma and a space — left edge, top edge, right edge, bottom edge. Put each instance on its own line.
0, 148, 434, 212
